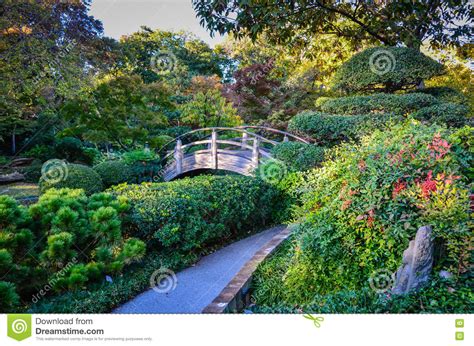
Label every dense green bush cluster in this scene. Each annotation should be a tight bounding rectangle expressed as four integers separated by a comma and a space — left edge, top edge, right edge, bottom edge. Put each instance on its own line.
251, 121, 472, 310
288, 111, 399, 146
412, 103, 470, 128
271, 142, 326, 171
333, 47, 444, 93
0, 189, 145, 311
93, 161, 134, 188
109, 176, 279, 253
252, 243, 473, 313
418, 86, 468, 105
39, 163, 104, 195
24, 137, 99, 165
319, 93, 439, 116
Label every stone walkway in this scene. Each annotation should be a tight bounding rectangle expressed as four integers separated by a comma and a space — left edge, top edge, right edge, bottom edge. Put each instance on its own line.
113, 225, 286, 314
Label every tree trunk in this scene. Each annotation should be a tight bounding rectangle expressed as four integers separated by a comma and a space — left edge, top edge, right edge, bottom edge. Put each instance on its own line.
11, 125, 16, 154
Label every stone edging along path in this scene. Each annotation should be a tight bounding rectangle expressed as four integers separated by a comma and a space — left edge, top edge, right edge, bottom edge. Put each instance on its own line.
113, 224, 292, 314
203, 224, 294, 313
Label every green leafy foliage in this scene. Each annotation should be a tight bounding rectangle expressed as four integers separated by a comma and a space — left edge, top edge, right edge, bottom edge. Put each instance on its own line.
333, 47, 444, 93
20, 188, 144, 294
319, 93, 439, 116
39, 163, 104, 195
109, 176, 279, 252
288, 111, 399, 146
93, 161, 134, 188
0, 281, 20, 312
419, 86, 469, 105
251, 121, 472, 309
412, 103, 470, 128
271, 142, 325, 172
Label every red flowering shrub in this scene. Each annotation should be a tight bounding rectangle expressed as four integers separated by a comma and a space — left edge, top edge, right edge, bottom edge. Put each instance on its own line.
257, 120, 472, 304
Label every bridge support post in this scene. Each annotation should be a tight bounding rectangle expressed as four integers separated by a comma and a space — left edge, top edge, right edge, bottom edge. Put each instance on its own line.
211, 130, 218, 169
241, 132, 248, 149
283, 134, 289, 142
174, 139, 183, 175
252, 137, 260, 169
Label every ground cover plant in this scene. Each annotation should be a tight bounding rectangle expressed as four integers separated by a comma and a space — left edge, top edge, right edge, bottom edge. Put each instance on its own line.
250, 121, 473, 312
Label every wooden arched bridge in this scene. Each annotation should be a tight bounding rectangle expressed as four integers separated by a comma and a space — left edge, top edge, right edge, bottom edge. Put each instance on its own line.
158, 126, 309, 181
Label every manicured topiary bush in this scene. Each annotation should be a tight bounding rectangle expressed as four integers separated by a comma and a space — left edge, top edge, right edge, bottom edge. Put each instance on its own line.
93, 160, 134, 188
109, 176, 279, 252
418, 86, 468, 105
251, 121, 472, 310
412, 103, 470, 127
271, 142, 326, 171
39, 163, 104, 195
288, 111, 399, 146
319, 93, 439, 116
333, 46, 444, 93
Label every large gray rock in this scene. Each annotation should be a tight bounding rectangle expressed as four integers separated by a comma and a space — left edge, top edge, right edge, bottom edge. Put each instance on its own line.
392, 226, 434, 294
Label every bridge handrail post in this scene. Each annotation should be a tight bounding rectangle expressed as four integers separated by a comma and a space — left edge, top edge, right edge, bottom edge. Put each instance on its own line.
174, 139, 183, 175
252, 137, 260, 169
241, 132, 248, 149
211, 129, 218, 169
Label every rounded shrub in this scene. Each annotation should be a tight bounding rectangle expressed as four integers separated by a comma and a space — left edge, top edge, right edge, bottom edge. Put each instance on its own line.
412, 103, 470, 128
93, 161, 134, 188
319, 93, 439, 116
333, 46, 444, 93
418, 86, 468, 105
288, 111, 399, 146
39, 163, 104, 195
0, 281, 20, 311
271, 142, 326, 171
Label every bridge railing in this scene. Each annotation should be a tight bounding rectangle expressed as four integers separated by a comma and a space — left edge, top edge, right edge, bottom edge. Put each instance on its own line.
155, 126, 309, 180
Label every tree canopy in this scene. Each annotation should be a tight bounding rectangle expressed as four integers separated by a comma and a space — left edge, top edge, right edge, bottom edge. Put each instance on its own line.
193, 0, 473, 50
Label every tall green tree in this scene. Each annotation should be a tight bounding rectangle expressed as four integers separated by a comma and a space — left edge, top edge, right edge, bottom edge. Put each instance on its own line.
61, 75, 173, 149
193, 0, 473, 50
117, 28, 231, 85
0, 0, 113, 153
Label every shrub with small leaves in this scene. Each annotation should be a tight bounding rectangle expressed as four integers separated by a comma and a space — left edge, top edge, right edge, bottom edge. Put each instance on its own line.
319, 93, 439, 116
93, 161, 134, 188
412, 103, 470, 128
288, 111, 399, 146
271, 142, 326, 171
39, 163, 104, 195
333, 46, 444, 93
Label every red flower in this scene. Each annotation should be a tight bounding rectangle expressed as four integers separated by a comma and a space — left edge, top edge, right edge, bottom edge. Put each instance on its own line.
392, 179, 407, 199
427, 133, 451, 160
419, 170, 437, 199
367, 209, 375, 228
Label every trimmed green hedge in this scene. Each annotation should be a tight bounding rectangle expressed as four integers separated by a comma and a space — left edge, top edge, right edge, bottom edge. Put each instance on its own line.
418, 86, 468, 105
271, 142, 325, 171
319, 93, 439, 116
333, 46, 444, 92
109, 176, 279, 252
39, 163, 104, 195
288, 111, 399, 146
412, 103, 470, 128
93, 161, 134, 188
